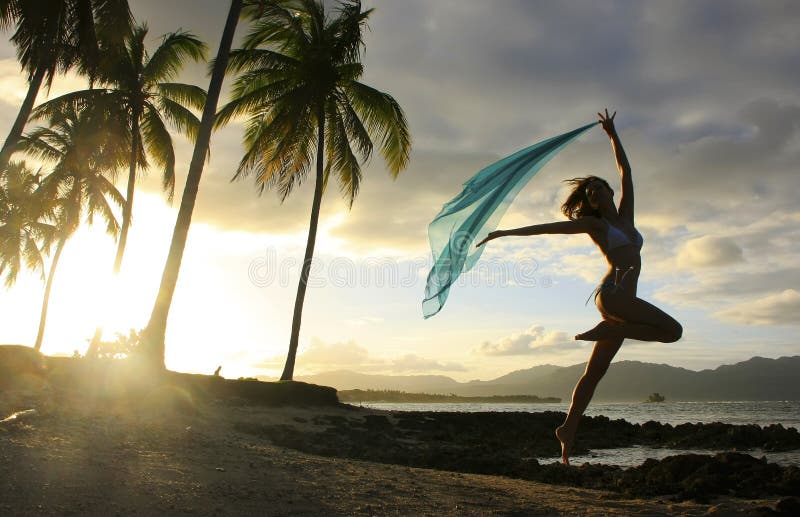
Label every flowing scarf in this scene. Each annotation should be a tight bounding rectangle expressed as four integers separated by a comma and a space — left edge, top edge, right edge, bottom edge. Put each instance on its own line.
423, 122, 598, 318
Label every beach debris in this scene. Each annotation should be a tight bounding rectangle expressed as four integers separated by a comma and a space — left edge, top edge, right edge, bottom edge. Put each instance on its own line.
0, 409, 38, 425
0, 409, 38, 432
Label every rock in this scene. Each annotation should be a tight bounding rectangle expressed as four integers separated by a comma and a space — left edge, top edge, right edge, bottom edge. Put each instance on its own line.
775, 496, 800, 514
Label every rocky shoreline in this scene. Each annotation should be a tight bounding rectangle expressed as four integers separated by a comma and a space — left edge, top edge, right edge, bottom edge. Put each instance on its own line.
236, 407, 800, 503
3, 348, 800, 509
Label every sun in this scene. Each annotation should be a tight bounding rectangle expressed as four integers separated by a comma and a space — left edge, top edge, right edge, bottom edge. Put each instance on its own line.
2, 191, 292, 377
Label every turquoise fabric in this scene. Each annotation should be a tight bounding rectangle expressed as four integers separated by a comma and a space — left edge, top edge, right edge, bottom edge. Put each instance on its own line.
423, 122, 598, 318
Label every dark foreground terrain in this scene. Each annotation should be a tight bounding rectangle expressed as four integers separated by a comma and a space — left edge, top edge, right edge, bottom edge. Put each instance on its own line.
2, 348, 799, 515
240, 408, 800, 503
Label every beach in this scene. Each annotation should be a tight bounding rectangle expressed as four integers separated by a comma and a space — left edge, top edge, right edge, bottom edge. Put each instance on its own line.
2, 370, 799, 516
0, 402, 788, 516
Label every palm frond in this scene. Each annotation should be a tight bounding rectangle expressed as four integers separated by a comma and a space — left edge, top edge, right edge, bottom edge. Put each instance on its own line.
328, 5, 372, 64
344, 80, 410, 176
326, 101, 361, 205
226, 47, 298, 74
156, 82, 207, 112
143, 29, 207, 83
30, 88, 108, 122
126, 24, 147, 82
140, 106, 175, 200
242, 3, 310, 52
236, 92, 316, 199
228, 0, 412, 207
335, 90, 372, 161
21, 232, 45, 277
158, 96, 202, 142
17, 131, 66, 163
91, 0, 134, 51
215, 78, 293, 128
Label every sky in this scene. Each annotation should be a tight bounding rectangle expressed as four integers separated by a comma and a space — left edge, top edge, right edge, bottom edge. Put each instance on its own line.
1, 0, 799, 381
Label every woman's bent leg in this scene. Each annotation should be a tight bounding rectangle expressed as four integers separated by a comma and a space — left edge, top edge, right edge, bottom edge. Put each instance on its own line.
576, 297, 682, 343
556, 335, 624, 464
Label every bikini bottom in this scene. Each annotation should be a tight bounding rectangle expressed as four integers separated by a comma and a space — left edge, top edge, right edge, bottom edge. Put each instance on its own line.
586, 281, 617, 306
586, 267, 636, 306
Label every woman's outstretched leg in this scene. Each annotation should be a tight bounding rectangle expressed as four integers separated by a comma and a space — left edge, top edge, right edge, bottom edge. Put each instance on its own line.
556, 335, 623, 465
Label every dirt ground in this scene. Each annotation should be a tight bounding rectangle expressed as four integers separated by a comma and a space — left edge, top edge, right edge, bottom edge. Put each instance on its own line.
0, 390, 784, 516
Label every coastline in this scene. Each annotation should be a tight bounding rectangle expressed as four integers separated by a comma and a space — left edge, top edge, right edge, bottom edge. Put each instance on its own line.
0, 399, 794, 516
2, 351, 798, 515
3, 388, 799, 515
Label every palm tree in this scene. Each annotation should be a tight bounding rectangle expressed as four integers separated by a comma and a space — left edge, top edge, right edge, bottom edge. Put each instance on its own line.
32, 24, 208, 274
0, 161, 57, 287
0, 0, 133, 173
19, 106, 126, 351
217, 0, 411, 380
139, 0, 244, 370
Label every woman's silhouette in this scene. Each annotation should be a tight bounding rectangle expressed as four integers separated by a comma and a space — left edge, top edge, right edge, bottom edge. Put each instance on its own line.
477, 110, 682, 464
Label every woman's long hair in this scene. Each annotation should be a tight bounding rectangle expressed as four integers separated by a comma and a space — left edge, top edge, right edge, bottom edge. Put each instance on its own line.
561, 176, 613, 220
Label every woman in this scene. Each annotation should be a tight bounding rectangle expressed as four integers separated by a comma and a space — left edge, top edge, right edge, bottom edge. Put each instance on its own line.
476, 110, 682, 465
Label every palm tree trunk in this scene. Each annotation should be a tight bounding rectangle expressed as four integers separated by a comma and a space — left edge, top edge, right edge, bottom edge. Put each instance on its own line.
281, 108, 326, 381
34, 236, 67, 351
141, 0, 243, 370
0, 66, 46, 173
113, 116, 140, 273
85, 326, 104, 358
86, 118, 140, 358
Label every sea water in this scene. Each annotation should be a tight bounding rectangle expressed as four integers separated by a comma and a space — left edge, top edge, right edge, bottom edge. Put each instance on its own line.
355, 400, 800, 467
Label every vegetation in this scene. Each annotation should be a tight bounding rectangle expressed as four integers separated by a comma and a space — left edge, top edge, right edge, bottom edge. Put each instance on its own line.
0, 0, 133, 173
338, 389, 561, 404
218, 0, 411, 380
18, 105, 127, 350
33, 24, 208, 274
93, 328, 143, 359
0, 161, 56, 287
0, 0, 410, 385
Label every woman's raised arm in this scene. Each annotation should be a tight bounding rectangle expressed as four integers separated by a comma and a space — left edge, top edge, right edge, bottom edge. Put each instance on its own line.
599, 109, 634, 223
476, 218, 596, 247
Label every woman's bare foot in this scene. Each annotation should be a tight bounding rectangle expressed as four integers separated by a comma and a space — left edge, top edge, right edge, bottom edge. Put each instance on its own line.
555, 425, 575, 465
574, 320, 616, 341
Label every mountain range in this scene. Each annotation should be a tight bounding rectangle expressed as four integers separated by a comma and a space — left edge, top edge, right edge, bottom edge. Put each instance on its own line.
295, 355, 800, 402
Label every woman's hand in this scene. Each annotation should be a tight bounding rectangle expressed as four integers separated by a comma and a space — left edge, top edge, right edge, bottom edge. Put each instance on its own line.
598, 108, 617, 135
476, 230, 504, 247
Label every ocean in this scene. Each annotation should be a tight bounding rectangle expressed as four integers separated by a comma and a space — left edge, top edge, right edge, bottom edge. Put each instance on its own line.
355, 400, 800, 467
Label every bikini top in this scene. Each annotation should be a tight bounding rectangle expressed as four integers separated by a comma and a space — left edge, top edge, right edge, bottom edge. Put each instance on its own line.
604, 218, 643, 250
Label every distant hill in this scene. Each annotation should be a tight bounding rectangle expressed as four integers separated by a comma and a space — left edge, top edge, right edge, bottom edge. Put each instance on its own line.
337, 390, 560, 403
295, 356, 800, 402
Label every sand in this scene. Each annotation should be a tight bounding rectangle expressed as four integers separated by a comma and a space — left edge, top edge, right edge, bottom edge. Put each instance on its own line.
0, 389, 785, 516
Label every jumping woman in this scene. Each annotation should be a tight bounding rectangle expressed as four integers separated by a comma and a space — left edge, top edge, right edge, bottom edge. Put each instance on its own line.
476, 110, 682, 464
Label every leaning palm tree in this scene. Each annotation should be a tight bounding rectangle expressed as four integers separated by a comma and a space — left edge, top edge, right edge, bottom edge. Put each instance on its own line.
0, 0, 133, 173
19, 106, 126, 351
32, 24, 208, 273
138, 0, 243, 370
0, 161, 57, 288
217, 0, 411, 380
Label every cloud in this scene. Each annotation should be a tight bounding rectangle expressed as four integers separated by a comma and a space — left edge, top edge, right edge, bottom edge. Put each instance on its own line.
389, 354, 467, 373
478, 325, 579, 356
0, 59, 29, 108
296, 339, 372, 367
116, 1, 800, 282
714, 289, 800, 326
147, 142, 503, 256
677, 236, 744, 268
